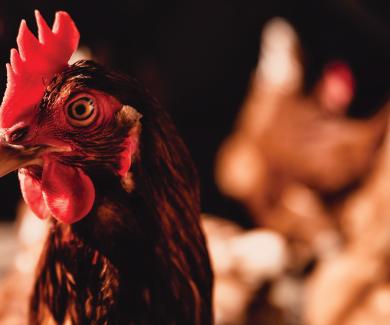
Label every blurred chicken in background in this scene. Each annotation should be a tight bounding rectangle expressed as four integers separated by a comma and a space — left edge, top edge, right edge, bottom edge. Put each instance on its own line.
213, 14, 390, 325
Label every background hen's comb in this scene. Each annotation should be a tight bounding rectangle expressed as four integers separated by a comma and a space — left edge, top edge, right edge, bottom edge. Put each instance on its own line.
0, 10, 80, 128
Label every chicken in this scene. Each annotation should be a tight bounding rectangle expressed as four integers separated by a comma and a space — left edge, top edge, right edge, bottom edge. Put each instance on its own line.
0, 11, 213, 324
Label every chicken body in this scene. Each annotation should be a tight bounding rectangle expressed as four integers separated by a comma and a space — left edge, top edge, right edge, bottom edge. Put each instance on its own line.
5, 60, 213, 324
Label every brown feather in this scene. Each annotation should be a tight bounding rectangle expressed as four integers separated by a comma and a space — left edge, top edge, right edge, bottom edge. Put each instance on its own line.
29, 61, 213, 324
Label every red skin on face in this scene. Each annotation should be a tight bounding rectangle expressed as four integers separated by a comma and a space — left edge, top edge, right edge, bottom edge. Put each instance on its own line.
18, 91, 138, 224
0, 12, 140, 224
0, 12, 96, 224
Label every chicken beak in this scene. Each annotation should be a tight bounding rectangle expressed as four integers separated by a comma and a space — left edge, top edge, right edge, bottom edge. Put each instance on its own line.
0, 142, 48, 177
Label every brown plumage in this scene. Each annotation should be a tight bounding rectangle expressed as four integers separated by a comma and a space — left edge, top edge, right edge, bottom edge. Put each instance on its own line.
27, 60, 213, 324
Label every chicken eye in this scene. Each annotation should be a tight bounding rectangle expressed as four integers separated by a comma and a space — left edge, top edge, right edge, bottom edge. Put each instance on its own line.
66, 97, 97, 127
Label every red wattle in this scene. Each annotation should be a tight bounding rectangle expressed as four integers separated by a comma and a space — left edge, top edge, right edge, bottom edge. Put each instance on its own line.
41, 159, 95, 224
19, 169, 50, 219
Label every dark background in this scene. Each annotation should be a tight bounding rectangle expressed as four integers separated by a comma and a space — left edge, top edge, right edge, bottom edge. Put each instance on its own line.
0, 0, 388, 225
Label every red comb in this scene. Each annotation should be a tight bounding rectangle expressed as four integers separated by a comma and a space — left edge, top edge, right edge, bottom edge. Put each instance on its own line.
0, 10, 80, 128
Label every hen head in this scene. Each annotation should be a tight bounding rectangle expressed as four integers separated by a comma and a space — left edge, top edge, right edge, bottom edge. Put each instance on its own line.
0, 11, 142, 224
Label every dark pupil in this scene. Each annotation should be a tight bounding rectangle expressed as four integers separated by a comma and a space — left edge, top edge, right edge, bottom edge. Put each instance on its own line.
75, 104, 86, 116
69, 98, 94, 121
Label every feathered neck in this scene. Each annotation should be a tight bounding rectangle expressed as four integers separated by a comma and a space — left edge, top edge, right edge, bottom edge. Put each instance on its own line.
30, 174, 212, 325
28, 60, 213, 324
